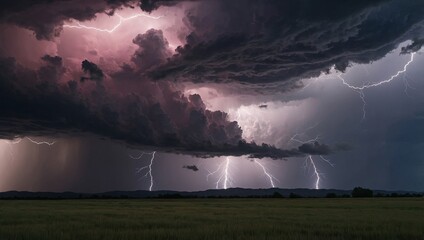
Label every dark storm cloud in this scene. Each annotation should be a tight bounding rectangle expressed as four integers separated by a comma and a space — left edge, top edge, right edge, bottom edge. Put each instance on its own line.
38, 55, 65, 82
41, 55, 62, 67
81, 60, 105, 82
174, 140, 302, 160
177, 140, 344, 160
0, 55, 306, 159
139, 0, 183, 13
2, 0, 423, 88
4, 0, 416, 160
0, 0, 138, 40
67, 80, 78, 93
132, 29, 173, 72
298, 142, 332, 155
182, 165, 199, 171
0, 58, 121, 141
147, 0, 424, 92
401, 39, 424, 55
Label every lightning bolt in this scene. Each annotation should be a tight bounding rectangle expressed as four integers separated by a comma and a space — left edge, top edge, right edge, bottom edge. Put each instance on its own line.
290, 133, 334, 190
1, 137, 56, 162
63, 13, 163, 33
290, 134, 319, 144
205, 157, 233, 189
9, 139, 23, 144
402, 75, 416, 97
319, 155, 335, 168
254, 159, 278, 188
307, 155, 320, 190
223, 157, 230, 189
205, 157, 280, 189
25, 137, 56, 146
205, 161, 224, 183
6, 137, 55, 146
130, 151, 156, 191
305, 155, 335, 190
337, 52, 415, 120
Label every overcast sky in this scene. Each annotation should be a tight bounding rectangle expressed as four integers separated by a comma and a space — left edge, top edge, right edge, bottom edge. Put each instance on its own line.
0, 0, 423, 192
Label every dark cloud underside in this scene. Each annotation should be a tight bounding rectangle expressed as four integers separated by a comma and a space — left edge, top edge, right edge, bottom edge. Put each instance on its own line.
150, 0, 424, 92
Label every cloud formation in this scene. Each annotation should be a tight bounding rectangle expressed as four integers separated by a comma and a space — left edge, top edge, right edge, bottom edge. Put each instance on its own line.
182, 165, 199, 171
132, 29, 173, 72
81, 60, 105, 81
139, 0, 182, 13
148, 0, 424, 92
0, 53, 310, 159
0, 0, 136, 40
298, 142, 332, 156
2, 1, 423, 91
2, 0, 423, 160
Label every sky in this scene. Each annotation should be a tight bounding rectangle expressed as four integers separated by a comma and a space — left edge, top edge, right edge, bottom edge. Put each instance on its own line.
0, 0, 423, 193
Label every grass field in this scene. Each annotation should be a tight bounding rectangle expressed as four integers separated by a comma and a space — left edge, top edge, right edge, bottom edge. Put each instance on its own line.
0, 198, 423, 240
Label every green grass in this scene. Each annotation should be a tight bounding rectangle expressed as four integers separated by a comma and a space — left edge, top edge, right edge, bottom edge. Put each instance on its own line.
0, 198, 423, 240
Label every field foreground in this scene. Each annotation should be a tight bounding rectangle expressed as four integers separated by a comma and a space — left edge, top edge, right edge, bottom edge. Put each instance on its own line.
0, 198, 423, 240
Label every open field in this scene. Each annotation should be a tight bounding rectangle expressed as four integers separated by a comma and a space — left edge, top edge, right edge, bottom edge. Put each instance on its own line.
0, 198, 423, 240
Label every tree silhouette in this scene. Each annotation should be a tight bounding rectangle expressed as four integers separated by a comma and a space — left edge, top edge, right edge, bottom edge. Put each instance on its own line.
352, 187, 373, 197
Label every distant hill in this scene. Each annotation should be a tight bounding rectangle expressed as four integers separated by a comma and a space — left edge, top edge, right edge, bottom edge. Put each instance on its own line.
0, 188, 422, 199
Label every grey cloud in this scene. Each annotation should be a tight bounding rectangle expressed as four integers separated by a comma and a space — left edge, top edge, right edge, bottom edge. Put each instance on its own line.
0, 54, 350, 160
67, 80, 78, 93
41, 55, 62, 67
0, 55, 302, 159
182, 165, 199, 171
132, 29, 173, 72
296, 141, 351, 156
174, 140, 302, 160
139, 0, 183, 13
0, 0, 186, 40
3, 0, 423, 93
149, 0, 424, 93
81, 60, 104, 82
0, 0, 378, 160
401, 39, 424, 55
0, 0, 136, 40
298, 142, 332, 155
38, 55, 65, 83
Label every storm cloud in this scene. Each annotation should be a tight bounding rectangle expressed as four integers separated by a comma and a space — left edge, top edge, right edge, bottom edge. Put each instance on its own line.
0, 0, 137, 40
298, 142, 332, 156
182, 165, 199, 171
148, 0, 424, 92
2, 0, 424, 88
1, 0, 423, 161
0, 54, 309, 159
81, 60, 105, 81
1, 0, 424, 192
